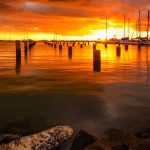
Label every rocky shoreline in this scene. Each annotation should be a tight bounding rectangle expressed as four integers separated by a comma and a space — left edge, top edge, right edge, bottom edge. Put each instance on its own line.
0, 126, 150, 150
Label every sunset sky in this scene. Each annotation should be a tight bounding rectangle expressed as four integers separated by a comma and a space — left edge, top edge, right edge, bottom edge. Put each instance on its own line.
0, 0, 150, 40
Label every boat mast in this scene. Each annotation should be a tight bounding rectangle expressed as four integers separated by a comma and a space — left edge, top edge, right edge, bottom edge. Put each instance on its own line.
128, 18, 130, 39
147, 10, 150, 40
138, 10, 141, 39
106, 18, 108, 41
124, 14, 126, 38
136, 20, 138, 38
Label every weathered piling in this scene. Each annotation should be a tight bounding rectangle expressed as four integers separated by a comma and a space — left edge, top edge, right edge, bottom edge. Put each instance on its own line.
59, 44, 62, 50
93, 44, 96, 51
16, 40, 21, 51
29, 41, 36, 49
125, 44, 129, 50
72, 43, 75, 47
54, 43, 57, 49
24, 41, 28, 62
105, 43, 107, 48
24, 40, 28, 52
84, 43, 86, 46
80, 44, 83, 48
16, 40, 21, 74
68, 46, 72, 59
138, 42, 141, 50
116, 45, 121, 57
93, 50, 101, 72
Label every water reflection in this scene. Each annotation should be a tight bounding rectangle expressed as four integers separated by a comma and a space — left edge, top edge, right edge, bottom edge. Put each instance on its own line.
0, 41, 149, 84
0, 41, 150, 136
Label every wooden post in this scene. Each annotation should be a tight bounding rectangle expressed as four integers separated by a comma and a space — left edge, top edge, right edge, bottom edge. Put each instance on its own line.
72, 42, 75, 47
16, 40, 21, 51
24, 41, 28, 62
116, 45, 121, 57
59, 44, 62, 50
125, 44, 128, 50
80, 44, 83, 48
29, 41, 36, 49
16, 40, 21, 74
93, 44, 96, 51
138, 42, 141, 50
54, 43, 57, 49
24, 40, 28, 52
93, 50, 101, 72
105, 43, 107, 48
68, 46, 72, 59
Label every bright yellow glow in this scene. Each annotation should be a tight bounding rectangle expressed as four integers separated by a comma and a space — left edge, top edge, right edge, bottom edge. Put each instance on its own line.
0, 28, 148, 41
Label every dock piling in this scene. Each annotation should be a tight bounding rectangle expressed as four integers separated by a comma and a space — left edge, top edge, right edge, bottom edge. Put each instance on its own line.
93, 44, 96, 51
93, 50, 101, 72
125, 44, 129, 50
116, 46, 121, 57
59, 44, 62, 50
16, 40, 21, 74
68, 46, 72, 59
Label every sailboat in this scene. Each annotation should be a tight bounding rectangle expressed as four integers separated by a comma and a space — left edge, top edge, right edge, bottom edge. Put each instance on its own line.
120, 14, 130, 44
130, 10, 150, 45
140, 10, 150, 45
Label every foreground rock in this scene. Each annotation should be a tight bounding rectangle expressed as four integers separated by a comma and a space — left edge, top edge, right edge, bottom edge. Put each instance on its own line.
84, 128, 150, 150
136, 128, 150, 139
0, 134, 20, 144
0, 126, 73, 150
70, 130, 97, 150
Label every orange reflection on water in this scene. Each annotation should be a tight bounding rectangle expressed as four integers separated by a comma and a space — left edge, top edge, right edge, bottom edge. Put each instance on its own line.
0, 41, 150, 93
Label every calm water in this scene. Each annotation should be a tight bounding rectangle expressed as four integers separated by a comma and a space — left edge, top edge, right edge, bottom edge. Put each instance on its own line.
0, 41, 150, 136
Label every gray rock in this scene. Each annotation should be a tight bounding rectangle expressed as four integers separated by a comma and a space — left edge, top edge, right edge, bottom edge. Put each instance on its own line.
0, 126, 73, 150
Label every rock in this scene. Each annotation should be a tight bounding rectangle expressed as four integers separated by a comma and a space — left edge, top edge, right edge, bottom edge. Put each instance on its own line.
0, 126, 73, 150
100, 128, 138, 147
70, 130, 97, 150
84, 140, 105, 150
135, 128, 150, 139
0, 134, 20, 144
84, 128, 150, 150
130, 140, 150, 150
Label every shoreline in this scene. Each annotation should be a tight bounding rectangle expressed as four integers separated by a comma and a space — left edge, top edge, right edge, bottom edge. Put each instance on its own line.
0, 125, 149, 150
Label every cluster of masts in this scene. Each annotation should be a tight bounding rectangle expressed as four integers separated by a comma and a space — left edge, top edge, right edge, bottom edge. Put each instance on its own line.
105, 10, 150, 44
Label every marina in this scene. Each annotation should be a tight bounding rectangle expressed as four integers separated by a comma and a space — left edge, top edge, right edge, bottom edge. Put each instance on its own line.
0, 1, 150, 149
0, 41, 150, 136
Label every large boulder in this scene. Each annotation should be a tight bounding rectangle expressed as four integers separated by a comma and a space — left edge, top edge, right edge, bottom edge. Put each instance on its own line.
0, 126, 73, 150
70, 130, 97, 150
85, 128, 150, 150
99, 128, 138, 147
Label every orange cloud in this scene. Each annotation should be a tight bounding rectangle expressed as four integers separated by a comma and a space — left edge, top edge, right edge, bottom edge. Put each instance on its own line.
0, 0, 149, 39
